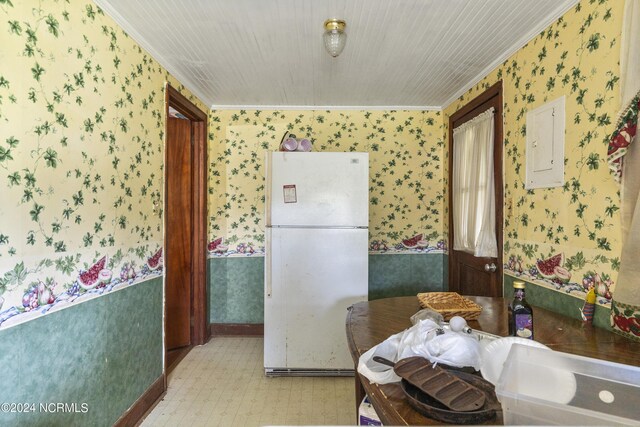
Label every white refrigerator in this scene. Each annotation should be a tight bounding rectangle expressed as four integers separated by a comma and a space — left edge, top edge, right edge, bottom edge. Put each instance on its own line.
264, 151, 369, 376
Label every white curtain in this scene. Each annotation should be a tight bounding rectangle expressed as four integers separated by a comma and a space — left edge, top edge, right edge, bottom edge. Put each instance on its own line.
610, 0, 640, 339
620, 0, 640, 109
452, 107, 498, 258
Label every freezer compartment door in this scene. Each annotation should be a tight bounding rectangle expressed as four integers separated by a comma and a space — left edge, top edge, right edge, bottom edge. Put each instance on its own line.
264, 227, 368, 371
266, 152, 369, 227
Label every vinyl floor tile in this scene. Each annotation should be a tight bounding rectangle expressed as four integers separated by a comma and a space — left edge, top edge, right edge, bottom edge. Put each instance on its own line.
141, 337, 356, 426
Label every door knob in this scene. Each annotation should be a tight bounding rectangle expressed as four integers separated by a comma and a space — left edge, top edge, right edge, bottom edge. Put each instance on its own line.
484, 263, 497, 273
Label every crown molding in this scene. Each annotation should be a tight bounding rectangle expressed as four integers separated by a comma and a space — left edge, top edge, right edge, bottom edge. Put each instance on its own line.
210, 104, 442, 111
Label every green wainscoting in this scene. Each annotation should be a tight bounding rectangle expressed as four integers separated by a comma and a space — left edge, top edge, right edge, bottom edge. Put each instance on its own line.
0, 278, 163, 426
208, 253, 447, 323
443, 254, 449, 289
209, 256, 265, 324
503, 274, 611, 330
368, 253, 446, 300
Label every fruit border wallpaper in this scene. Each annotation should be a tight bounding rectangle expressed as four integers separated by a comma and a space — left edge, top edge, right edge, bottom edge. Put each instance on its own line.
0, 0, 205, 329
206, 109, 447, 258
444, 0, 623, 310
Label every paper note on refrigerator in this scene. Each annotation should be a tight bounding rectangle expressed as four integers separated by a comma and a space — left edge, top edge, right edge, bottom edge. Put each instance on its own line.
283, 184, 297, 203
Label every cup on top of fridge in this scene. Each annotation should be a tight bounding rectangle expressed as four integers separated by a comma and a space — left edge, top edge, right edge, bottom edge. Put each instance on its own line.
278, 131, 313, 152
280, 137, 298, 151
295, 138, 312, 152
279, 131, 296, 151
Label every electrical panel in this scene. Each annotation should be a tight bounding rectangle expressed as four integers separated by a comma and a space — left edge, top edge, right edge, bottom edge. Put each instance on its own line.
525, 96, 565, 189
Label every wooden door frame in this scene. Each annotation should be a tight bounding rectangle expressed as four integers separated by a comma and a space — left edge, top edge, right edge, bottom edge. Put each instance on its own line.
448, 81, 504, 296
164, 83, 209, 380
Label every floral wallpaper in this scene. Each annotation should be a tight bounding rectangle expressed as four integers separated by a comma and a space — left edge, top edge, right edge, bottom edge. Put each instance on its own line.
3, 0, 625, 332
0, 0, 205, 328
444, 0, 623, 309
206, 110, 447, 257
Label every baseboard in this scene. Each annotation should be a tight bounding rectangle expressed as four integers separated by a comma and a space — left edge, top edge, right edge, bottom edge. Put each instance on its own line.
210, 323, 264, 336
166, 346, 192, 374
114, 375, 165, 427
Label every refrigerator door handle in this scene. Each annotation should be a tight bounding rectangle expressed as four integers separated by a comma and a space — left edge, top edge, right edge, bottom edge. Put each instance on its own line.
265, 227, 272, 298
265, 152, 272, 226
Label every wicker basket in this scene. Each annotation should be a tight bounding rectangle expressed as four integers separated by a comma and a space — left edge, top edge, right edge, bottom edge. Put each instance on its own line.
417, 292, 482, 320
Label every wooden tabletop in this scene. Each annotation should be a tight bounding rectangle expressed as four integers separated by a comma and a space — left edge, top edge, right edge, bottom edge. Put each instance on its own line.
345, 296, 640, 426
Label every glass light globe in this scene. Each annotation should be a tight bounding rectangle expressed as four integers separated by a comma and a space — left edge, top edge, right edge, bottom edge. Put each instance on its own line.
323, 30, 346, 57
323, 19, 346, 57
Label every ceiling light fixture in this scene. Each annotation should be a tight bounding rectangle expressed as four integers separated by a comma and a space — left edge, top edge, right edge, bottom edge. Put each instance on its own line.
323, 19, 347, 58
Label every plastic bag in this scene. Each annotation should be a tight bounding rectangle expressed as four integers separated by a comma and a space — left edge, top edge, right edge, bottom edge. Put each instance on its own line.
410, 308, 444, 325
357, 318, 481, 385
356, 332, 403, 384
422, 333, 481, 370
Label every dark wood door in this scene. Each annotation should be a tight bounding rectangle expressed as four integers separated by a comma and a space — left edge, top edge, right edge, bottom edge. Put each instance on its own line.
166, 117, 192, 350
453, 251, 500, 297
449, 83, 503, 297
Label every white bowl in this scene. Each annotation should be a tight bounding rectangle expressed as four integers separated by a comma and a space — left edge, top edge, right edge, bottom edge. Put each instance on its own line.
480, 337, 548, 385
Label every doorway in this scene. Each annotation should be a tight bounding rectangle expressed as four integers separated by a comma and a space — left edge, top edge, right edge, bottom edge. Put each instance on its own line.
448, 82, 503, 297
164, 84, 209, 377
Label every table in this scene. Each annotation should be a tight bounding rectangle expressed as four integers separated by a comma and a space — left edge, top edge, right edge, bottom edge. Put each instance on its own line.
345, 296, 640, 426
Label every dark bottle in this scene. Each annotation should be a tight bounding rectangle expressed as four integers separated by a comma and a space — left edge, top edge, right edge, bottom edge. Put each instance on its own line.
508, 281, 534, 339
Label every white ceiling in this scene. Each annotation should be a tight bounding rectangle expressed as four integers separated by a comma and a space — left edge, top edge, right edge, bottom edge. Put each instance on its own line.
95, 0, 579, 110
